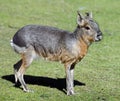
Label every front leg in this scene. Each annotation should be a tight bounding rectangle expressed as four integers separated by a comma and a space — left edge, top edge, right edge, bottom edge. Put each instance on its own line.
65, 63, 75, 95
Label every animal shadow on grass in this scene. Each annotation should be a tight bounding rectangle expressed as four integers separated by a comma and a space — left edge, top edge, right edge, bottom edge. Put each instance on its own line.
2, 74, 85, 94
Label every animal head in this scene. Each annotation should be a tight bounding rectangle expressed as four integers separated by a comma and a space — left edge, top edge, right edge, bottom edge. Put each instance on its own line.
77, 11, 102, 43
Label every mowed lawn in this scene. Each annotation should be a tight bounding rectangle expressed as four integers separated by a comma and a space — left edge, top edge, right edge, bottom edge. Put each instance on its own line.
0, 0, 120, 101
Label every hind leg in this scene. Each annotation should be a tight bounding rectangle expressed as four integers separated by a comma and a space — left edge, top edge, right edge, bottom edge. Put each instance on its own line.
14, 46, 36, 92
14, 59, 22, 83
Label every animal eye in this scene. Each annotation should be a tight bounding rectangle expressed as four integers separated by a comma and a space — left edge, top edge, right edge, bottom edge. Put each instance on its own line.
85, 26, 90, 30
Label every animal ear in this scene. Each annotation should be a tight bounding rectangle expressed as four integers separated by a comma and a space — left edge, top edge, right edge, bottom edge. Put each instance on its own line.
85, 12, 93, 18
77, 11, 85, 26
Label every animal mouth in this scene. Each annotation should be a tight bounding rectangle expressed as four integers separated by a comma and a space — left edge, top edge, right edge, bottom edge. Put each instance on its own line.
95, 33, 102, 42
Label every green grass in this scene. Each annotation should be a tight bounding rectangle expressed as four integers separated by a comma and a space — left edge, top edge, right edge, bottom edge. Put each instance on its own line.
0, 0, 120, 101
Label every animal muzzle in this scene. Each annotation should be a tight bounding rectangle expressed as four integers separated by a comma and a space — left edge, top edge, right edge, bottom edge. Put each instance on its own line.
95, 32, 102, 42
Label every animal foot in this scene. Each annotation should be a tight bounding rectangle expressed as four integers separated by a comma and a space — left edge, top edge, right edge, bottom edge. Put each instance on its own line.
23, 88, 34, 93
67, 90, 75, 96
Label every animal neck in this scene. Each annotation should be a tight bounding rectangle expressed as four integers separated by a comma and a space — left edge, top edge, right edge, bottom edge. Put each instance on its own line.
80, 34, 91, 46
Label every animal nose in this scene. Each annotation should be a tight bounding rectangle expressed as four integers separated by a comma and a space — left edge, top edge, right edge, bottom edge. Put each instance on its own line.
97, 32, 102, 40
95, 31, 102, 42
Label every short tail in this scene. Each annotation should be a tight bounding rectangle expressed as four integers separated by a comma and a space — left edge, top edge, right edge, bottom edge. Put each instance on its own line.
10, 40, 26, 54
